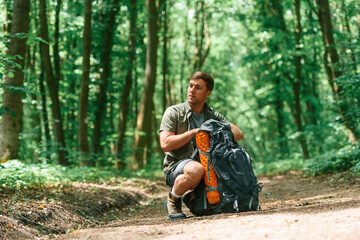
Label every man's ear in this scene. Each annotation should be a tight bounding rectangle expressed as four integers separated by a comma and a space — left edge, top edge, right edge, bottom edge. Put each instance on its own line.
205, 90, 212, 98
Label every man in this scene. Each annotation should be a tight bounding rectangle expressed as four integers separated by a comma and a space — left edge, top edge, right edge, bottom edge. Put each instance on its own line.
159, 72, 243, 220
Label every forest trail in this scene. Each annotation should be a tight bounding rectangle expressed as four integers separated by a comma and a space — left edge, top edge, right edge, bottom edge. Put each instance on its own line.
54, 172, 360, 240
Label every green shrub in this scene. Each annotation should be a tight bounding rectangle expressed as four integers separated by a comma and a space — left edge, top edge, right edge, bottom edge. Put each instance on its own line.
305, 144, 360, 176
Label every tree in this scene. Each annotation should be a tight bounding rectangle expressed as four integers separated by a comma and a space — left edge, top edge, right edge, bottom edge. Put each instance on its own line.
193, 0, 211, 71
115, 0, 137, 170
293, 0, 310, 159
131, 0, 158, 169
160, 0, 172, 112
78, 0, 92, 166
316, 0, 359, 143
39, 0, 68, 165
0, 0, 30, 162
92, 0, 121, 164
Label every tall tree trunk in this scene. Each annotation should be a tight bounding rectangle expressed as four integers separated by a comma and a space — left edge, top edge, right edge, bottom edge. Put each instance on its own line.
179, 0, 191, 102
274, 77, 288, 154
131, 0, 158, 169
193, 0, 210, 71
53, 0, 62, 82
115, 0, 137, 170
316, 0, 359, 143
0, 0, 30, 162
39, 0, 68, 165
78, 0, 92, 166
262, 0, 290, 155
160, 0, 171, 112
294, 0, 310, 159
39, 58, 51, 159
92, 0, 120, 165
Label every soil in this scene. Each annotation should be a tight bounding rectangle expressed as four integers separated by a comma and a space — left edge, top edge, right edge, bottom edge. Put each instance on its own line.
1, 171, 360, 240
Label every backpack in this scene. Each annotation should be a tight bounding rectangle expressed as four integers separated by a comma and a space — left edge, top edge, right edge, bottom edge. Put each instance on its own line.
182, 119, 264, 216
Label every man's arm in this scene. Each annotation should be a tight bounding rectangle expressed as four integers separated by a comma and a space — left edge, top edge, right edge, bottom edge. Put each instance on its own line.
229, 123, 243, 141
160, 129, 199, 152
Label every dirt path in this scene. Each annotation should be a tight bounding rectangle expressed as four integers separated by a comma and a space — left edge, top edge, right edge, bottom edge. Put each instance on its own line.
55, 172, 360, 240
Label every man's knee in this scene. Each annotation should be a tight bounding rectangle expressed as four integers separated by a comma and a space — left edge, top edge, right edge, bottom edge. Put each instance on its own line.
184, 161, 204, 180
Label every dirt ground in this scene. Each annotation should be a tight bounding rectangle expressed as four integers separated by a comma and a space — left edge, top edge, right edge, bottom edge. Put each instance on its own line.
1, 171, 360, 239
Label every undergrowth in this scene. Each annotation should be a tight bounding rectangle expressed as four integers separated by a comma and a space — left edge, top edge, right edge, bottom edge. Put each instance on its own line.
306, 144, 360, 176
1, 144, 358, 190
0, 160, 163, 190
254, 144, 360, 176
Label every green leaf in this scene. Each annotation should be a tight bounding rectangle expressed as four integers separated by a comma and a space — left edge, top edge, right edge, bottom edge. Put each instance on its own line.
8, 72, 14, 78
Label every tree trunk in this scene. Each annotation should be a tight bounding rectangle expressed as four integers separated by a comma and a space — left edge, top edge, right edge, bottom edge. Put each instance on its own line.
39, 0, 68, 165
316, 0, 359, 143
0, 0, 30, 162
53, 0, 62, 82
160, 0, 171, 112
294, 0, 310, 159
193, 0, 210, 71
115, 0, 137, 170
92, 0, 120, 165
78, 0, 92, 166
179, 0, 191, 102
39, 58, 51, 159
274, 77, 288, 154
263, 0, 289, 155
131, 0, 158, 169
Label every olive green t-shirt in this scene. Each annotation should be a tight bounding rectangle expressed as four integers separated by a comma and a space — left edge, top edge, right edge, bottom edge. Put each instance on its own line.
159, 101, 228, 176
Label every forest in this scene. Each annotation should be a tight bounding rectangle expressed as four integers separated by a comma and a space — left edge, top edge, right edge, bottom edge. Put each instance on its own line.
0, 0, 359, 181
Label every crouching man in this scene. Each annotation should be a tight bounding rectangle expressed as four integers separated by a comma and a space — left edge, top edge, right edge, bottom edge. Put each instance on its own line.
159, 72, 243, 220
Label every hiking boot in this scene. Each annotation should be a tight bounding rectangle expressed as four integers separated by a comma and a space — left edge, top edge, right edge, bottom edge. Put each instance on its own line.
164, 192, 186, 220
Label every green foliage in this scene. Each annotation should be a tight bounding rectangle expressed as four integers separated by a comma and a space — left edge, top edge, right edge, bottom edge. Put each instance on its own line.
0, 0, 358, 177
336, 74, 360, 131
0, 160, 163, 190
305, 144, 360, 176
254, 158, 306, 176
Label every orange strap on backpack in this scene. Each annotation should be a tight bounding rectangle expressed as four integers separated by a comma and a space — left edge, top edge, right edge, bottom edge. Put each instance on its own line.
196, 130, 220, 205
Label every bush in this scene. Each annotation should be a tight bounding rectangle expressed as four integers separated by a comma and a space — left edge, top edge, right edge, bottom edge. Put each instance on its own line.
305, 144, 360, 176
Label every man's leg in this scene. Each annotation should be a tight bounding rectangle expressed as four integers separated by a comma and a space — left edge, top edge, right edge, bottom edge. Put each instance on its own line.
165, 160, 204, 220
172, 161, 204, 196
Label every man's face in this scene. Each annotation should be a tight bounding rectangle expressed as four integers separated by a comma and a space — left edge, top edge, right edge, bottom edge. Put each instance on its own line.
187, 79, 211, 105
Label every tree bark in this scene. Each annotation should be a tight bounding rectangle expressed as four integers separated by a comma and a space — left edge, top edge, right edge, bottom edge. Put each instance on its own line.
160, 0, 171, 112
294, 0, 310, 159
53, 0, 62, 82
92, 0, 121, 164
39, 58, 51, 159
316, 0, 359, 143
193, 0, 210, 71
262, 0, 289, 155
179, 0, 191, 103
115, 0, 137, 170
0, 0, 30, 162
78, 0, 92, 166
39, 0, 68, 165
131, 0, 158, 169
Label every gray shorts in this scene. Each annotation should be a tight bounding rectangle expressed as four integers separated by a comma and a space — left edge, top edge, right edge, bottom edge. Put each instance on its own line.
166, 159, 194, 187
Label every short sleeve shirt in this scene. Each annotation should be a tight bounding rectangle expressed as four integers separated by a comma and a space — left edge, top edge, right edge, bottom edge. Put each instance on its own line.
159, 101, 228, 176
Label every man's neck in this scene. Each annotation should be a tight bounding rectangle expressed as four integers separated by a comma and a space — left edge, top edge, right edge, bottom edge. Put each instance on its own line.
189, 102, 205, 114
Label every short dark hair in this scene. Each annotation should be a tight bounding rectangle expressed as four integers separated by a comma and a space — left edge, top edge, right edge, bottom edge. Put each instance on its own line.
190, 72, 214, 91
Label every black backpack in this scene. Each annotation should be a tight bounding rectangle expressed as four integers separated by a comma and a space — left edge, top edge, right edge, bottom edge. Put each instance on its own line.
182, 119, 264, 216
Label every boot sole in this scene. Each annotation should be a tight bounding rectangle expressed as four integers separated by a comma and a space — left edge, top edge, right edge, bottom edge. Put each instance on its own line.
164, 199, 186, 220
